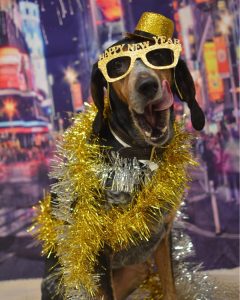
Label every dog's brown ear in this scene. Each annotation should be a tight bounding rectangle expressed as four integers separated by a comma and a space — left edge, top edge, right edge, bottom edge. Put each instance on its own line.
91, 62, 106, 134
174, 59, 205, 130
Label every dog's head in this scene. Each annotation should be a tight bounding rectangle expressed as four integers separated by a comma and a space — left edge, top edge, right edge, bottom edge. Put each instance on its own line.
91, 36, 205, 147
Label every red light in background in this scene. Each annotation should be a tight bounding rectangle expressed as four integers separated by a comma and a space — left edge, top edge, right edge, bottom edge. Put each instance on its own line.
0, 46, 34, 91
96, 0, 122, 22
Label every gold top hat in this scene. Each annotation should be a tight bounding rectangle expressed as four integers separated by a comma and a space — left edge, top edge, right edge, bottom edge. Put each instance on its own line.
127, 12, 174, 39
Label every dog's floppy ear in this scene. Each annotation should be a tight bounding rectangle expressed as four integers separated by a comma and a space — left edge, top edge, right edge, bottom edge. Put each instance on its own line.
174, 59, 205, 130
91, 62, 106, 134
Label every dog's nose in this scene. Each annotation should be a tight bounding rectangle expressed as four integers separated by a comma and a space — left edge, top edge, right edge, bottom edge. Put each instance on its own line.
137, 78, 159, 99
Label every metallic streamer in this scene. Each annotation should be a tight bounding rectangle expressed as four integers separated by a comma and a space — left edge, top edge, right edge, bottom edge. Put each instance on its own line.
172, 205, 220, 300
128, 205, 220, 300
30, 194, 63, 256
32, 104, 199, 298
96, 152, 152, 194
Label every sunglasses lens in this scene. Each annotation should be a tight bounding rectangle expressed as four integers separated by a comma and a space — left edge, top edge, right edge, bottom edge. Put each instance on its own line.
146, 49, 174, 67
106, 57, 131, 79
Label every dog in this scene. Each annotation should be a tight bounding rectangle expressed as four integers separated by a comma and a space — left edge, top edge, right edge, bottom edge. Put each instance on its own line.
41, 13, 205, 300
89, 35, 205, 300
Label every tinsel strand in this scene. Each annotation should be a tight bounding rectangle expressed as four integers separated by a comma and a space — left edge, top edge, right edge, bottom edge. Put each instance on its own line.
33, 104, 198, 298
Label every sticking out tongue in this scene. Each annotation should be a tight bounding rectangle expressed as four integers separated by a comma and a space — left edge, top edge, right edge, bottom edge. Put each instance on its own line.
144, 80, 173, 128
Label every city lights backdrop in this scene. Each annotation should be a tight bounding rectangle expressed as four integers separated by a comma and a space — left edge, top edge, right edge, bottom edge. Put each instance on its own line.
0, 0, 239, 280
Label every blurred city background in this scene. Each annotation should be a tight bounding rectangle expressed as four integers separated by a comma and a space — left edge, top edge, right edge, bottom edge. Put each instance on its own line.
0, 0, 239, 281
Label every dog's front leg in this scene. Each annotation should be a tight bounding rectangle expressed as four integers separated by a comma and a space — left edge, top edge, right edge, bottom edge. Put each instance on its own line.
95, 246, 116, 300
112, 262, 149, 300
154, 232, 176, 300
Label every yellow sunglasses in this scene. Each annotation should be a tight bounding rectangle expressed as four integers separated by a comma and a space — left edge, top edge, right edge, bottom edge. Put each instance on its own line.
98, 36, 182, 82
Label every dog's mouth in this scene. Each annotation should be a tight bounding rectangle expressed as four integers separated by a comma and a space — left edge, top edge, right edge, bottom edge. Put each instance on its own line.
132, 80, 173, 144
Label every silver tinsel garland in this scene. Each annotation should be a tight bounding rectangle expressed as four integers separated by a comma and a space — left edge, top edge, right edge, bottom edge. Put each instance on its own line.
127, 202, 221, 300
45, 151, 220, 299
96, 151, 153, 194
172, 204, 220, 300
35, 107, 222, 299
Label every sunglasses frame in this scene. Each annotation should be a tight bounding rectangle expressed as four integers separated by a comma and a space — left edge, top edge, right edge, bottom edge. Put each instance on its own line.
98, 40, 182, 82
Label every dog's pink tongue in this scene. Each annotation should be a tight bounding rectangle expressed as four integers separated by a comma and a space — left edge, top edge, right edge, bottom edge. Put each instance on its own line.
154, 80, 174, 111
144, 80, 173, 127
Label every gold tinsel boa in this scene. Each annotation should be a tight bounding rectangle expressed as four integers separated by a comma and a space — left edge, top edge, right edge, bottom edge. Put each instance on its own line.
32, 104, 197, 297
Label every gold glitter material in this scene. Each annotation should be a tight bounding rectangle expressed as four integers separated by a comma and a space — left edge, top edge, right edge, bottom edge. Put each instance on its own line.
130, 265, 164, 300
30, 194, 63, 256
98, 36, 182, 82
33, 104, 197, 298
135, 12, 174, 39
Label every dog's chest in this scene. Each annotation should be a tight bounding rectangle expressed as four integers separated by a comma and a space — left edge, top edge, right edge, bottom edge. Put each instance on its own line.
103, 157, 167, 268
111, 216, 166, 268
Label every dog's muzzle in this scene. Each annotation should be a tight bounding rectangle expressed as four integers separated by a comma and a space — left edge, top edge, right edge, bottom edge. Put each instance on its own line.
130, 79, 174, 145
136, 77, 159, 99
